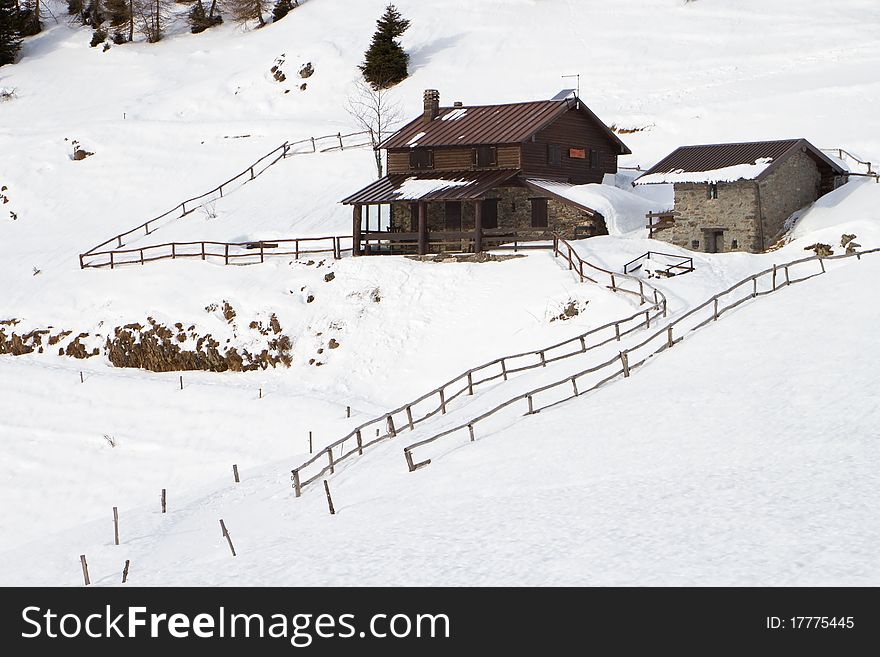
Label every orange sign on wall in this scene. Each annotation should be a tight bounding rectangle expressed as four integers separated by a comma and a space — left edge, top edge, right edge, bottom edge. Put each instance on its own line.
569, 148, 586, 159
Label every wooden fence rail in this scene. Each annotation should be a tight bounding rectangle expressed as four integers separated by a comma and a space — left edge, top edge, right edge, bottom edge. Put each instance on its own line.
81, 235, 354, 269
79, 130, 372, 269
290, 235, 668, 496
401, 247, 880, 471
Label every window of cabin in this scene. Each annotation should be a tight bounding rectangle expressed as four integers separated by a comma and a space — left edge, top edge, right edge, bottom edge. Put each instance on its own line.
481, 199, 498, 229
708, 183, 718, 199
530, 198, 549, 228
410, 148, 433, 170
474, 146, 497, 168
590, 149, 600, 169
547, 144, 562, 167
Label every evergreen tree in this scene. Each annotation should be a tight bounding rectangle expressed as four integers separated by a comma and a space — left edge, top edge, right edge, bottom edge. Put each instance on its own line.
359, 4, 410, 89
17, 0, 41, 37
0, 0, 22, 66
271, 0, 296, 23
189, 0, 221, 34
105, 0, 130, 29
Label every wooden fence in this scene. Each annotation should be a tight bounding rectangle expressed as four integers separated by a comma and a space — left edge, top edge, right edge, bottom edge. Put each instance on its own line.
79, 130, 372, 269
289, 235, 668, 496
360, 229, 553, 255
402, 247, 880, 471
80, 236, 354, 269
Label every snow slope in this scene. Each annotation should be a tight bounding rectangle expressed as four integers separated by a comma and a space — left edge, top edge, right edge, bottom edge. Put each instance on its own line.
2, 252, 878, 586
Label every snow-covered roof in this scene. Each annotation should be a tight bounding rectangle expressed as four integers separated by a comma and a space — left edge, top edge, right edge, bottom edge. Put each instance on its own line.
634, 138, 845, 185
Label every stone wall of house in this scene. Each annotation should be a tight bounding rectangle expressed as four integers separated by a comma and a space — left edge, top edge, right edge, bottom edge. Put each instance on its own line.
388, 185, 605, 252
666, 181, 762, 253
758, 149, 822, 244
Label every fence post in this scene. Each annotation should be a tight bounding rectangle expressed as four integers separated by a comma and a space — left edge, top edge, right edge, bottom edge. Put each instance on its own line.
468, 424, 475, 442
80, 555, 90, 586
327, 448, 335, 474
113, 506, 120, 545
140, 249, 144, 265
291, 469, 301, 497
784, 265, 790, 286
406, 406, 414, 430
667, 326, 674, 348
233, 464, 240, 483
311, 137, 316, 152
614, 323, 621, 341
620, 351, 630, 377
439, 389, 447, 414
580, 336, 587, 352
323, 480, 336, 515
610, 273, 616, 290
283, 141, 289, 158
752, 277, 757, 297
639, 280, 644, 302
539, 351, 547, 367
772, 265, 777, 291
356, 430, 363, 455
713, 297, 718, 320
820, 258, 826, 273
526, 395, 534, 414
122, 559, 130, 584
117, 235, 123, 248
171, 243, 176, 259
219, 519, 236, 557
338, 133, 344, 150
571, 377, 579, 396
110, 251, 115, 270
645, 310, 651, 328
404, 449, 417, 473
501, 359, 508, 380
249, 167, 255, 181
387, 415, 397, 438
161, 488, 167, 513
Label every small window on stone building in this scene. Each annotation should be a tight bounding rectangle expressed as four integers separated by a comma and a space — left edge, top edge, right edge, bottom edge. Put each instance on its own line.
474, 146, 497, 168
731, 239, 738, 249
692, 240, 700, 249
708, 183, 718, 199
548, 144, 562, 167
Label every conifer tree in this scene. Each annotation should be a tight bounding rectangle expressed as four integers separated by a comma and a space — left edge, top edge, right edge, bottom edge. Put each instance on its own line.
271, 0, 295, 23
0, 0, 22, 66
359, 4, 410, 89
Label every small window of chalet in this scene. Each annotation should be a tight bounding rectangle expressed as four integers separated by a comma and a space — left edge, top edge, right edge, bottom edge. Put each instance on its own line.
547, 144, 562, 167
530, 198, 549, 228
590, 149, 600, 169
474, 146, 497, 168
708, 183, 718, 199
410, 148, 433, 170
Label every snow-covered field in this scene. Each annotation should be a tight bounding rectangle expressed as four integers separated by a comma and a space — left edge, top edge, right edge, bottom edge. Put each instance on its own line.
1, 0, 879, 585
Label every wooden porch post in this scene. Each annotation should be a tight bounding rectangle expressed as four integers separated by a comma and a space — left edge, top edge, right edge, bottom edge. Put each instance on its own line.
474, 200, 483, 253
418, 201, 428, 255
352, 204, 362, 256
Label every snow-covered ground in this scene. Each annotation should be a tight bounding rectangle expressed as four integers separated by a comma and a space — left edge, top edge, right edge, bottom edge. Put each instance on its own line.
1, 0, 879, 585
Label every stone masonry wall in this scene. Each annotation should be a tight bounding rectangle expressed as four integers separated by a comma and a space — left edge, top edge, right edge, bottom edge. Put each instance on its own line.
389, 185, 605, 251
667, 181, 762, 253
758, 149, 821, 244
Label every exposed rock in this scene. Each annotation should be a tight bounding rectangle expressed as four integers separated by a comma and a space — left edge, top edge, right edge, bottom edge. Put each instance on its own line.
328, 338, 340, 349
324, 272, 335, 282
299, 62, 314, 79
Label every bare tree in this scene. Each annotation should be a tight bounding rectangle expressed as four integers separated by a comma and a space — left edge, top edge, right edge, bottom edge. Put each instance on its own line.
226, 0, 269, 26
132, 0, 168, 42
345, 78, 402, 177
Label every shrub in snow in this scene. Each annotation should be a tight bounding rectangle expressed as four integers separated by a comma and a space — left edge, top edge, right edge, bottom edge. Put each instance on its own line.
189, 0, 222, 34
272, 0, 297, 23
298, 61, 313, 79
359, 4, 410, 89
804, 243, 833, 258
89, 27, 106, 48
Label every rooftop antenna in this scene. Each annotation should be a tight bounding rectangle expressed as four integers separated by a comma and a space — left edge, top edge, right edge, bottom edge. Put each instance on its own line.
561, 74, 580, 107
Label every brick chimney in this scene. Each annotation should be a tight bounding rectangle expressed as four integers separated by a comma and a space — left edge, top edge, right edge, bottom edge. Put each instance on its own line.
423, 89, 440, 122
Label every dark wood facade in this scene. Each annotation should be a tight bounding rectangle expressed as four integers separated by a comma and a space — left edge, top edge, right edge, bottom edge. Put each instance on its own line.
342, 91, 630, 255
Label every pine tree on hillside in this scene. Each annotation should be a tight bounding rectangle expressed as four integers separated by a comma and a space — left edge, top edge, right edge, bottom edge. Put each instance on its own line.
227, 0, 269, 27
0, 0, 22, 66
188, 0, 222, 34
17, 0, 42, 37
271, 0, 296, 23
359, 4, 410, 89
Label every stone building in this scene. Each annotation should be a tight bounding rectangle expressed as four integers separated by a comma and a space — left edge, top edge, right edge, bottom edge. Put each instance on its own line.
634, 139, 846, 253
341, 89, 631, 255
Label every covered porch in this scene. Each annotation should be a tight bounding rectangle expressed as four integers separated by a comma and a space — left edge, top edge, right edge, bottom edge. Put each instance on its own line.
341, 170, 551, 256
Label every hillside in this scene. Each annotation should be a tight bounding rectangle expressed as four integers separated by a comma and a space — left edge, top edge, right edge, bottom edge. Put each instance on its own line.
1, 0, 879, 586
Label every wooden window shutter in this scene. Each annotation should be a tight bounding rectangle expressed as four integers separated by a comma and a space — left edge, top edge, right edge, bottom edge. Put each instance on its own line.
530, 198, 548, 228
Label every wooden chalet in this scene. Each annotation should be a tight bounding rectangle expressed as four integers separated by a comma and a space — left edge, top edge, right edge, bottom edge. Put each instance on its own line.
341, 89, 631, 255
